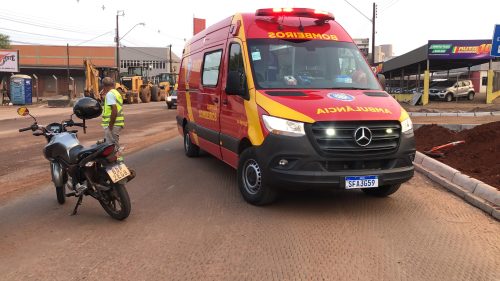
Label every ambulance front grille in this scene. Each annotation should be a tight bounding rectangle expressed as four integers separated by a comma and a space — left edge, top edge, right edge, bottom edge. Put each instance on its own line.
309, 121, 401, 156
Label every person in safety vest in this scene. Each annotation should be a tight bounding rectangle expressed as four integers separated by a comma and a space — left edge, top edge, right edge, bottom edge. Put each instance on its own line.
100, 77, 124, 161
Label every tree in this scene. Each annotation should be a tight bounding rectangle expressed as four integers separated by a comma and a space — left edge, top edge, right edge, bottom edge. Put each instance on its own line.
0, 34, 11, 49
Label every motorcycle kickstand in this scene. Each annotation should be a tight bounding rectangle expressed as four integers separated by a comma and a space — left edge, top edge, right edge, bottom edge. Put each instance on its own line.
71, 194, 84, 216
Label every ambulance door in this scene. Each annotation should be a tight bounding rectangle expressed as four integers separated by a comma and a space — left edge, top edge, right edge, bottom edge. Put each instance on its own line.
220, 40, 248, 167
198, 47, 224, 159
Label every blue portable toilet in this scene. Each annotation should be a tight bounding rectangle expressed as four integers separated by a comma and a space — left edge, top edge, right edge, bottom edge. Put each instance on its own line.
10, 74, 33, 105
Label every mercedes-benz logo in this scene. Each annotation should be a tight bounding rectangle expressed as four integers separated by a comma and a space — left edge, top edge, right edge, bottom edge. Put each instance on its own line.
354, 127, 372, 147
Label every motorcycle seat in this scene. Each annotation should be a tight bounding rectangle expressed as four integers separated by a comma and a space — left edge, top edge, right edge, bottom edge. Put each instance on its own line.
68, 143, 110, 164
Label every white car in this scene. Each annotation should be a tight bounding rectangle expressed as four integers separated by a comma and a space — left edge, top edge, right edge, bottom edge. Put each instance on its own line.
166, 91, 177, 109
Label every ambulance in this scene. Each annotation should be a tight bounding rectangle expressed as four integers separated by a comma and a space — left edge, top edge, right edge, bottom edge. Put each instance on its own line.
176, 8, 415, 205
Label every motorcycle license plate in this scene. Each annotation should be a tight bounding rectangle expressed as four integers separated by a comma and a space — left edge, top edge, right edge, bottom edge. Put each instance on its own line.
345, 176, 378, 189
106, 163, 131, 183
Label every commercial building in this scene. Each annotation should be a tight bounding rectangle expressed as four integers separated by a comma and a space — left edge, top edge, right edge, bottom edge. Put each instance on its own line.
1, 45, 180, 101
119, 46, 180, 80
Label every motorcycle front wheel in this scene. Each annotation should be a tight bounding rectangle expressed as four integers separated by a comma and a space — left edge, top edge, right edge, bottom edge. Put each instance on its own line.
98, 184, 131, 220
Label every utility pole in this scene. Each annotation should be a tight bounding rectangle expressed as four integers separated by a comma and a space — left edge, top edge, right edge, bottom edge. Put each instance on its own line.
66, 43, 71, 100
371, 2, 376, 65
115, 10, 125, 71
343, 1, 377, 65
169, 44, 173, 73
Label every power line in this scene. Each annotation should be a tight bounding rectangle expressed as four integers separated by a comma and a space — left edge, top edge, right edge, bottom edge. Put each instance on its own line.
0, 16, 96, 35
0, 27, 85, 40
343, 0, 372, 22
1, 8, 102, 33
76, 31, 113, 46
384, 0, 401, 10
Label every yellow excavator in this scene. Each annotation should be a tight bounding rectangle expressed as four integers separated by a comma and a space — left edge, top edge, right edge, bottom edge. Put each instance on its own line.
157, 72, 178, 97
121, 66, 170, 103
83, 59, 131, 102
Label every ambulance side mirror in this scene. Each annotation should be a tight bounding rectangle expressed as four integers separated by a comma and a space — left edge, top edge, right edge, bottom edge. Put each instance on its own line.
226, 71, 247, 98
377, 74, 386, 90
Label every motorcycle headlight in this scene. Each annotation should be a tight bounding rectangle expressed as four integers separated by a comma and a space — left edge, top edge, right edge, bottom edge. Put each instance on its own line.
262, 115, 305, 137
401, 117, 413, 133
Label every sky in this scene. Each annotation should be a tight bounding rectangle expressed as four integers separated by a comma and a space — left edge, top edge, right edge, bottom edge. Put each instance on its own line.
1, 0, 499, 57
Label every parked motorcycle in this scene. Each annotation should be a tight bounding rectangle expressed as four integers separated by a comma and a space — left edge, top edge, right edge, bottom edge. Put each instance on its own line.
17, 98, 132, 220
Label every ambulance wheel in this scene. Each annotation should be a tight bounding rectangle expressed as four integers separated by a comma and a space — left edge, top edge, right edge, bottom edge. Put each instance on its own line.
238, 148, 277, 206
183, 129, 199, 157
362, 184, 401, 197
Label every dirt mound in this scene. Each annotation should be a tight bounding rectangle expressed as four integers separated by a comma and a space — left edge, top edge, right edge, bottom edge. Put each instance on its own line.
415, 122, 500, 188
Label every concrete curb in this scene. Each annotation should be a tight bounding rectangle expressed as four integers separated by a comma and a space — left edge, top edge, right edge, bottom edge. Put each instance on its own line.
414, 151, 499, 220
409, 111, 500, 117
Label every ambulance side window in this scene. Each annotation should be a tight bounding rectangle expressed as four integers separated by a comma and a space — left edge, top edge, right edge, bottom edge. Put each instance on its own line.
228, 43, 244, 73
202, 50, 223, 87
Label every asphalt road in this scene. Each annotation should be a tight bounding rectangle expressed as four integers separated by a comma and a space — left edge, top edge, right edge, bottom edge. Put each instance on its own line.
0, 102, 179, 199
1, 137, 498, 281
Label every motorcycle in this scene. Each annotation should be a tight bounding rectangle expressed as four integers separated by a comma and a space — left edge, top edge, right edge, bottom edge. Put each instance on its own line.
17, 105, 133, 220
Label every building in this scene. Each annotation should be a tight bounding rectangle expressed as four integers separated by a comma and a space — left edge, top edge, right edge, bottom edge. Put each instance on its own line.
353, 38, 369, 58
374, 44, 394, 63
119, 46, 181, 80
2, 45, 115, 99
0, 45, 181, 100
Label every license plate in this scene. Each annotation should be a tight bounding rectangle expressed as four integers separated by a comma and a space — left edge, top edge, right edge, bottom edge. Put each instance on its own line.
345, 176, 378, 189
106, 163, 131, 183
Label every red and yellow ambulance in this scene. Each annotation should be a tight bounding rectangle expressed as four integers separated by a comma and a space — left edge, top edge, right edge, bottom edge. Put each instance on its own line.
176, 8, 415, 205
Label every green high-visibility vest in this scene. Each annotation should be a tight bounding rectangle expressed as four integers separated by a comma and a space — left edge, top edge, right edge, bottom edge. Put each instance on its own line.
101, 89, 124, 127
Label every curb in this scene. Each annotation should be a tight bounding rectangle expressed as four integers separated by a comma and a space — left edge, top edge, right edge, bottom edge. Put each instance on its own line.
414, 151, 499, 221
409, 111, 500, 117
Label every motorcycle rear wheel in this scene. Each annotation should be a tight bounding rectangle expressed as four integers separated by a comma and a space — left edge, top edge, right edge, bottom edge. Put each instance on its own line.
98, 184, 131, 220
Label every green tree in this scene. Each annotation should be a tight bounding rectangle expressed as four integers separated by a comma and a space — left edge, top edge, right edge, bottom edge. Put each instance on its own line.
0, 34, 11, 49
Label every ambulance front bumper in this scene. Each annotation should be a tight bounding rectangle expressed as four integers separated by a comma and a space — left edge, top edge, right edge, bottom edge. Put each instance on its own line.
254, 131, 415, 190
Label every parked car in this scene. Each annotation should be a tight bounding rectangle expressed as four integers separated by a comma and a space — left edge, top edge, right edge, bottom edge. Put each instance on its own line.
166, 90, 177, 109
429, 80, 475, 102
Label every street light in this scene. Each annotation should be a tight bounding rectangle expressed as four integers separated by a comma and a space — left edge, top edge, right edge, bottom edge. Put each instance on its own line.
120, 22, 146, 41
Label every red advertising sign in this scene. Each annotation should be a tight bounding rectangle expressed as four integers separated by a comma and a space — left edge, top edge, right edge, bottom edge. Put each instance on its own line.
193, 18, 206, 36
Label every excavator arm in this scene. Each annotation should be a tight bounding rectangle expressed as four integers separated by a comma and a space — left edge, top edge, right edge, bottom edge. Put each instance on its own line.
84, 59, 101, 100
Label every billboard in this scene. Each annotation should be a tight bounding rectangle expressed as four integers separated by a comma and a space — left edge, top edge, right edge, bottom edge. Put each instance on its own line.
0, 50, 19, 72
428, 40, 492, 60
491, 24, 500, 57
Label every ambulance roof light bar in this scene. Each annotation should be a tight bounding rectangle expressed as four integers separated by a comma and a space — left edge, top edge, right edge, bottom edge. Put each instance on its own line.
255, 8, 335, 21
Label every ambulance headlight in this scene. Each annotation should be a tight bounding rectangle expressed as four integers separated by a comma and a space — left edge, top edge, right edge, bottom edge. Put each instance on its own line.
262, 115, 305, 137
401, 117, 413, 133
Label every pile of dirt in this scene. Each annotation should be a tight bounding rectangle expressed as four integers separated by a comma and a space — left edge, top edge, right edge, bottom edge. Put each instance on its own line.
415, 122, 500, 188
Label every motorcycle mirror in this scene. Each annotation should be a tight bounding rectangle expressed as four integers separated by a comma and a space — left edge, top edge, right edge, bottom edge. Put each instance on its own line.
17, 107, 29, 116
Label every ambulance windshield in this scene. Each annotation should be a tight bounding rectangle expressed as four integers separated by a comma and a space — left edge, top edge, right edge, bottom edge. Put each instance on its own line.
247, 39, 380, 90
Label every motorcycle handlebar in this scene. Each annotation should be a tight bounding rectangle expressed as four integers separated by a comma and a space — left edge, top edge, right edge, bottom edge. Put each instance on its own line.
19, 127, 32, 132
73, 123, 85, 127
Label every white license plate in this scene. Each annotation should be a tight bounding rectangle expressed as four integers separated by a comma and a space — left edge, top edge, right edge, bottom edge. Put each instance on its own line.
106, 163, 131, 183
345, 176, 378, 189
